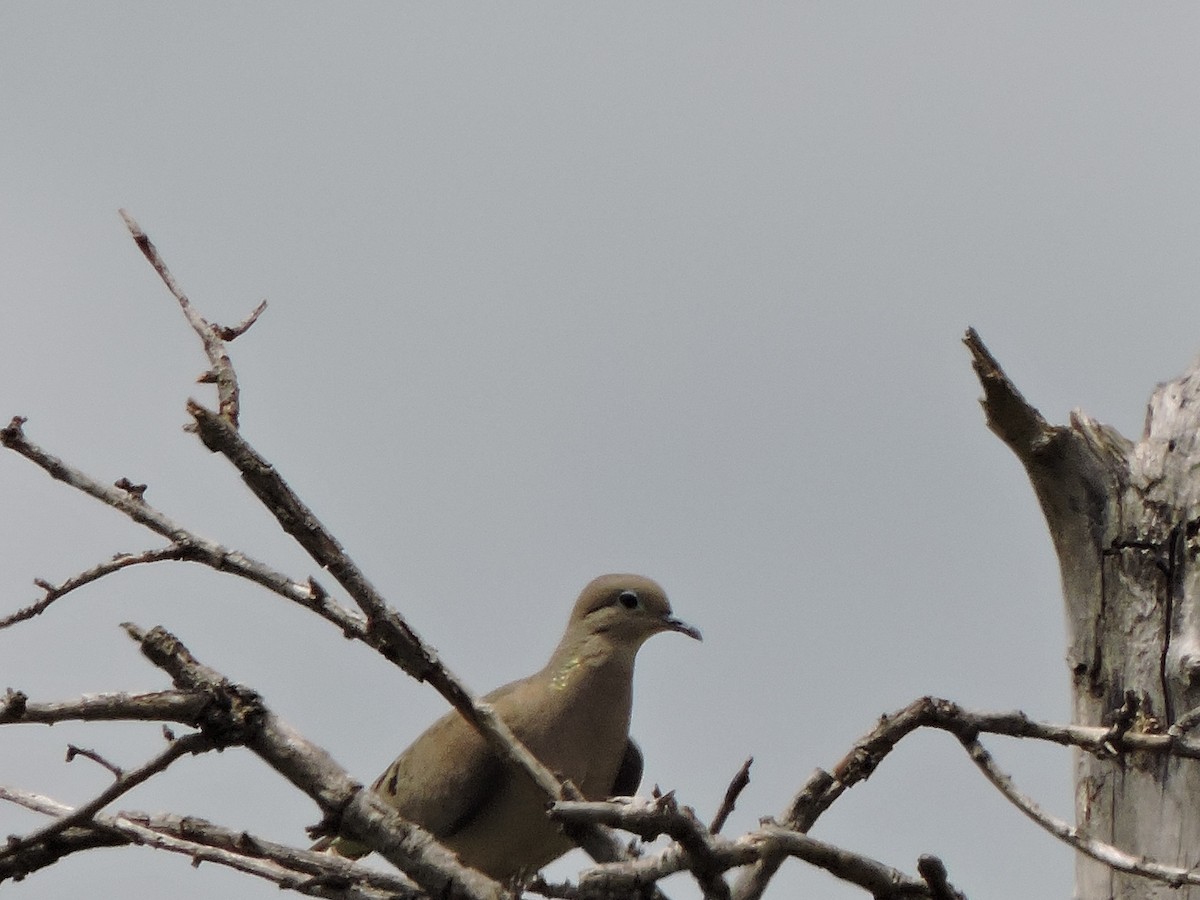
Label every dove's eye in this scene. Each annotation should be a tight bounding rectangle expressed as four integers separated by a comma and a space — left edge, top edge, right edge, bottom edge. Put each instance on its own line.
618, 590, 640, 610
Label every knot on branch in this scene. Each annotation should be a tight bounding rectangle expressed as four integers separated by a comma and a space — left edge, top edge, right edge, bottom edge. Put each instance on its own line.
192, 682, 266, 748
917, 854, 965, 900
0, 689, 28, 722
836, 744, 887, 785
114, 478, 148, 501
1093, 690, 1164, 759
1, 416, 27, 445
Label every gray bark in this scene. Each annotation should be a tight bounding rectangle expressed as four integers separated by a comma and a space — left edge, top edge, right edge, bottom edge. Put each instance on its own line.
967, 329, 1200, 900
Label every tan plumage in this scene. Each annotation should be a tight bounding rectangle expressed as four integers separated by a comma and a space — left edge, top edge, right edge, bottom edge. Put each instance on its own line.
314, 574, 700, 880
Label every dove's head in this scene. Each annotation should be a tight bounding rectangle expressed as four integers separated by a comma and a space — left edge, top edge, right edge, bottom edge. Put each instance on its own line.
566, 574, 702, 650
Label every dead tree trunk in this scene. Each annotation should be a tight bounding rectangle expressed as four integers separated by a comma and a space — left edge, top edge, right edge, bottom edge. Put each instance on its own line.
967, 329, 1200, 899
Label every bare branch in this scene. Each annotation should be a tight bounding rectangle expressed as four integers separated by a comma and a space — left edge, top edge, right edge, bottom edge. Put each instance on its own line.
753, 826, 942, 899
555, 794, 729, 899
214, 299, 268, 341
119, 209, 261, 426
0, 793, 126, 882
958, 734, 1200, 889
0, 417, 361, 636
710, 758, 752, 834
962, 327, 1054, 460
184, 402, 434, 674
734, 698, 938, 899
16, 683, 1200, 896
0, 787, 419, 899
1, 689, 209, 726
65, 744, 124, 778
1, 546, 191, 628
733, 695, 1200, 900
553, 797, 947, 898
0, 731, 212, 863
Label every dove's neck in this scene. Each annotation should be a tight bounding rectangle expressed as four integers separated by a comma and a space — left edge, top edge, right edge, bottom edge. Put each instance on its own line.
544, 626, 639, 701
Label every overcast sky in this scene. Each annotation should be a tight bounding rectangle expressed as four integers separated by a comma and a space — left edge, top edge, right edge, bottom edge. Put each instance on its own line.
2, 5, 1198, 899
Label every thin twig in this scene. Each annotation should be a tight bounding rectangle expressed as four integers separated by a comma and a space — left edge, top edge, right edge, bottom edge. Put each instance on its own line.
0, 546, 191, 628
958, 733, 1200, 888
214, 299, 267, 341
0, 787, 417, 899
732, 694, 1200, 900
580, 792, 729, 899
0, 417, 360, 636
710, 757, 752, 834
0, 814, 126, 881
755, 826, 942, 898
554, 798, 946, 898
120, 209, 262, 426
65, 745, 124, 778
0, 731, 212, 862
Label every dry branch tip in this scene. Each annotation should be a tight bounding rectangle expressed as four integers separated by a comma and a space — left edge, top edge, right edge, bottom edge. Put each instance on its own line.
1, 416, 28, 444
917, 854, 964, 900
65, 745, 124, 778
961, 327, 1052, 457
711, 757, 753, 834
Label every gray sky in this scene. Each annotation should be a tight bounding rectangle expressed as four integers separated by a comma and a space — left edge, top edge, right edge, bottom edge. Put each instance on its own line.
2, 5, 1198, 898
